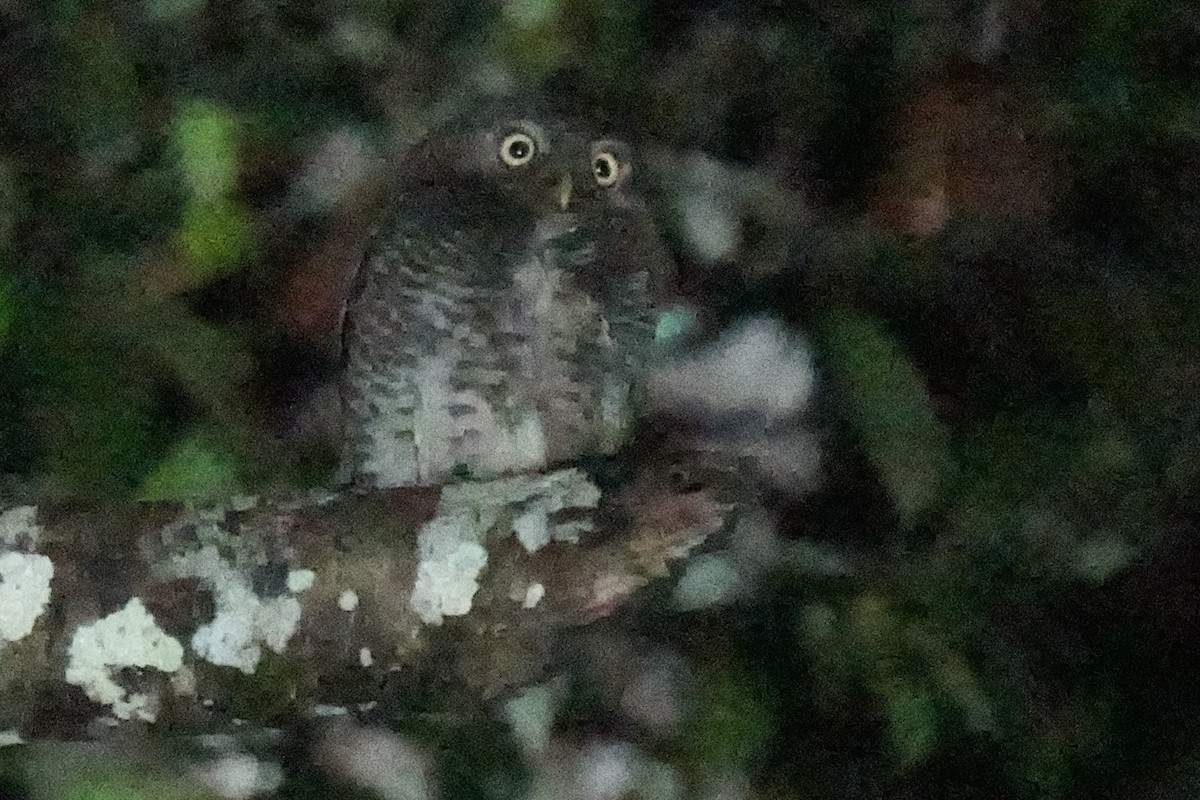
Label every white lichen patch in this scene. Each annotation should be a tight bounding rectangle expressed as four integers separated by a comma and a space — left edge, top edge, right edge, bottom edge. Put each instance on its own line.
171, 664, 198, 697
0, 505, 42, 549
409, 518, 487, 625
307, 486, 341, 507
408, 469, 600, 624
167, 546, 303, 674
287, 569, 316, 593
458, 470, 601, 550
359, 647, 373, 667
312, 704, 349, 717
0, 551, 53, 645
64, 598, 184, 722
512, 506, 550, 552
522, 582, 545, 609
338, 588, 359, 612
0, 729, 23, 748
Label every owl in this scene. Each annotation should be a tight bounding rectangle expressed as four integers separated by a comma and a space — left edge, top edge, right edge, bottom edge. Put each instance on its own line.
339, 100, 672, 489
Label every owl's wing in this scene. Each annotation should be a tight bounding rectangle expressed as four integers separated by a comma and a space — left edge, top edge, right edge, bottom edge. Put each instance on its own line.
565, 210, 669, 452
594, 207, 673, 351
615, 205, 676, 303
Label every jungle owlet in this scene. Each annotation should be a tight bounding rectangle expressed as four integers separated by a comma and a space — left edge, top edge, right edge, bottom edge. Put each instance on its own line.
340, 101, 671, 489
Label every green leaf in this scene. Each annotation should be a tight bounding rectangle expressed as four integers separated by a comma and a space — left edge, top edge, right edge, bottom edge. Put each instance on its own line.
172, 99, 254, 284
66, 778, 141, 800
23, 307, 163, 496
798, 601, 855, 708
849, 592, 941, 764
917, 632, 996, 734
139, 433, 242, 502
818, 309, 955, 525
22, 751, 222, 800
173, 100, 239, 203
133, 304, 254, 411
683, 660, 774, 777
177, 198, 256, 282
493, 0, 568, 78
882, 681, 939, 765
503, 0, 558, 29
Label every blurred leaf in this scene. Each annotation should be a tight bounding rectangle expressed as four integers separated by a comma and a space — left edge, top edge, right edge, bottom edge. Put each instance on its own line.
798, 602, 855, 711
56, 12, 140, 161
654, 304, 699, 345
629, 759, 683, 800
673, 553, 740, 610
407, 713, 531, 800
849, 590, 899, 654
0, 272, 13, 344
504, 684, 556, 755
1079, 423, 1140, 477
176, 199, 256, 282
1071, 535, 1137, 584
568, 0, 647, 90
683, 659, 773, 778
818, 309, 955, 525
173, 100, 239, 204
141, 0, 205, 23
138, 432, 242, 502
0, 157, 19, 244
952, 413, 1070, 533
882, 680, 939, 765
504, 0, 558, 29
915, 631, 997, 735
493, 0, 568, 78
948, 406, 1151, 589
848, 593, 943, 765
134, 304, 255, 412
19, 750, 223, 800
26, 325, 164, 496
66, 778, 145, 800
168, 100, 255, 285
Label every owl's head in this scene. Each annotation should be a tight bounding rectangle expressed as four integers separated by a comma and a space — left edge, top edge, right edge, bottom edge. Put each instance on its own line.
401, 102, 640, 220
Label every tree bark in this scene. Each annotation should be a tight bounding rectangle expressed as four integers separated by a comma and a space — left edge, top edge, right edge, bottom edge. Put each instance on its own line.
0, 465, 734, 740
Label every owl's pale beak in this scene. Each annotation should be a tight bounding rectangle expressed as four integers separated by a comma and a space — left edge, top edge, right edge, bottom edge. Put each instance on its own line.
556, 173, 573, 211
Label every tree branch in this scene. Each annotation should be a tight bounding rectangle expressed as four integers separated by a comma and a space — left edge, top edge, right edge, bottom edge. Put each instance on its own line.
0, 465, 734, 740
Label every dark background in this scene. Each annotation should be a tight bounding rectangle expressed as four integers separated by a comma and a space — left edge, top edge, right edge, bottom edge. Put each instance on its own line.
2, 1, 1200, 798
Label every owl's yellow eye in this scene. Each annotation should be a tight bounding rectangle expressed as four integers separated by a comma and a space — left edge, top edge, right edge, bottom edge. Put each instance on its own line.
592, 152, 620, 187
500, 132, 536, 167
